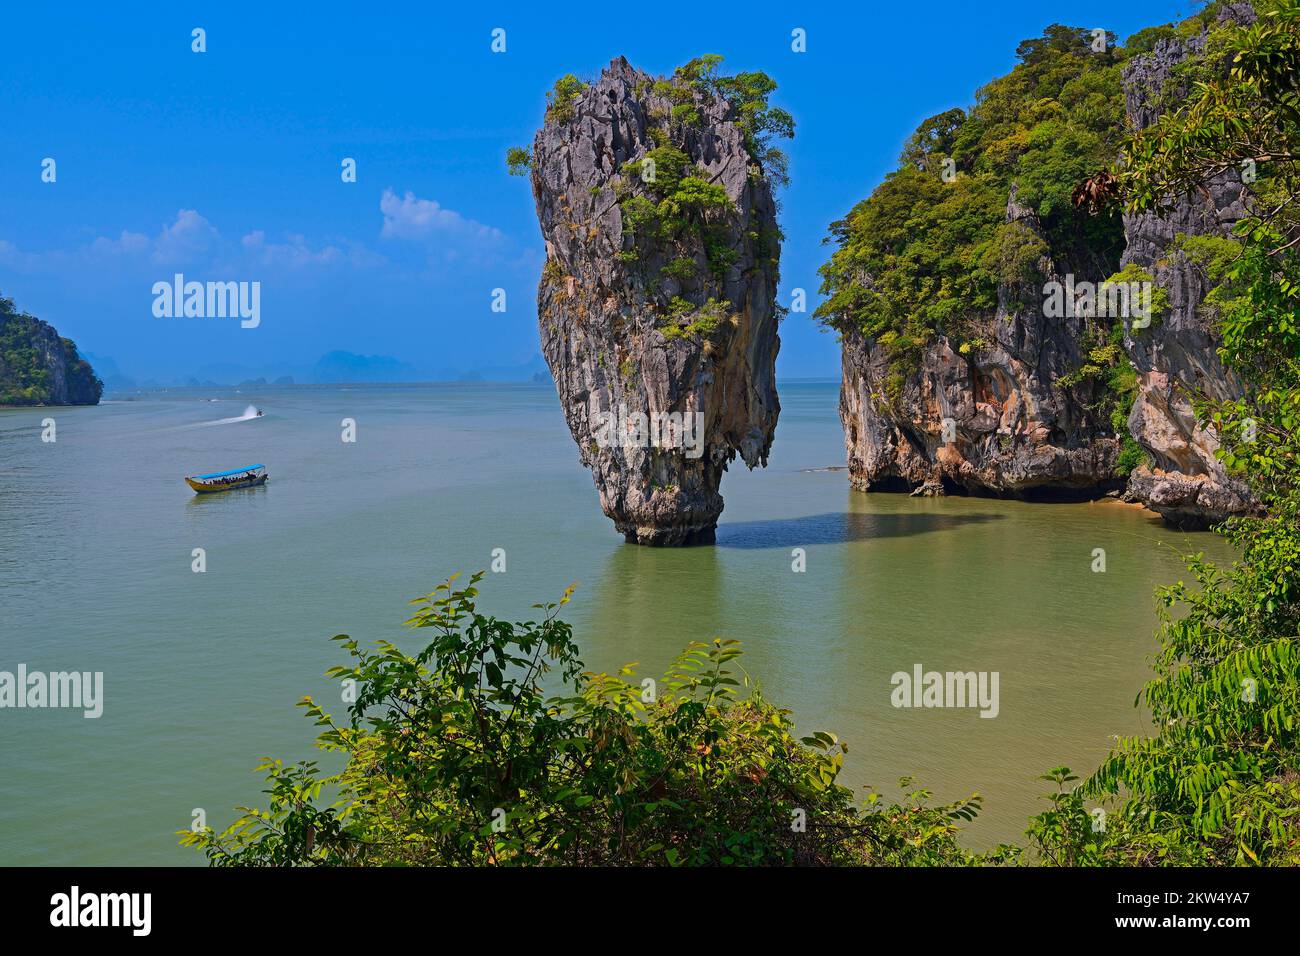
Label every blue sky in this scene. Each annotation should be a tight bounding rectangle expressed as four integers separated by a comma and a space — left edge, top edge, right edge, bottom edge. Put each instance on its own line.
0, 0, 1204, 383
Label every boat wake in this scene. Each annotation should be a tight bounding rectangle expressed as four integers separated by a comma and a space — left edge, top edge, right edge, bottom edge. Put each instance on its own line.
183, 405, 263, 428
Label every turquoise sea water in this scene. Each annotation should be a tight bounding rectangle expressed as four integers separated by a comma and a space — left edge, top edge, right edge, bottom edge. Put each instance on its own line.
0, 382, 1231, 863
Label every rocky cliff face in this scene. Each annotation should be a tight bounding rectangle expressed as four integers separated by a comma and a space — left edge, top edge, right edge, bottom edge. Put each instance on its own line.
1118, 8, 1258, 528
839, 186, 1121, 499
0, 297, 102, 406
835, 7, 1260, 523
529, 57, 781, 544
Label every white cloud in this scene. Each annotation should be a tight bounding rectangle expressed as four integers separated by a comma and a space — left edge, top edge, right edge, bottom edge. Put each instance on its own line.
0, 211, 385, 276
88, 230, 150, 257
0, 239, 36, 270
2, 200, 509, 281
152, 209, 220, 265
243, 230, 339, 267
241, 230, 387, 270
379, 188, 503, 243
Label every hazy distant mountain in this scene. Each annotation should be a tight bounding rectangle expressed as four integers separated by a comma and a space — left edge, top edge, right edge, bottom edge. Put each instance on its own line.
210, 361, 306, 383
476, 353, 548, 381
84, 352, 137, 391
312, 351, 423, 383
93, 350, 551, 389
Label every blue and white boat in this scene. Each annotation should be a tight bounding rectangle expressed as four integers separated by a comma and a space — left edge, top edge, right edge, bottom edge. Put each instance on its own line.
185, 464, 268, 493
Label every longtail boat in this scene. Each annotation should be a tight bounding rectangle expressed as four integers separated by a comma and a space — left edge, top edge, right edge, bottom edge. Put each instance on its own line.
185, 464, 268, 493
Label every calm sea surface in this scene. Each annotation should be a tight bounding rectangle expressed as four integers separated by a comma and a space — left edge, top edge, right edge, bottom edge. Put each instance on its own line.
0, 382, 1232, 863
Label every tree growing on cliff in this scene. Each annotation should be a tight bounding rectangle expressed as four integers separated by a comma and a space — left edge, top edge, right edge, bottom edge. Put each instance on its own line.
669, 54, 795, 187
505, 146, 532, 176
545, 74, 587, 123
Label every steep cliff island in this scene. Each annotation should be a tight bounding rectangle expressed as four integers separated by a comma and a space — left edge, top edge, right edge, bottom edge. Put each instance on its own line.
1117, 7, 1258, 526
818, 6, 1259, 526
0, 295, 102, 407
519, 57, 790, 545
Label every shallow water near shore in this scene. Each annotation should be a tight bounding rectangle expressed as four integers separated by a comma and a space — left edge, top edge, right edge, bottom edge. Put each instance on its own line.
0, 381, 1232, 864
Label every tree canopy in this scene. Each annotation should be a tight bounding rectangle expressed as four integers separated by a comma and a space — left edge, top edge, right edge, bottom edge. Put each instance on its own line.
816, 22, 1130, 368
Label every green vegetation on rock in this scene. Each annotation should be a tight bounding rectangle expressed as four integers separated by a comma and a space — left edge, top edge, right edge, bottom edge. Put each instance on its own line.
612, 56, 791, 330
545, 74, 586, 124
505, 146, 532, 177
671, 54, 795, 188
0, 295, 102, 406
658, 296, 730, 342
815, 24, 1133, 384
619, 144, 737, 282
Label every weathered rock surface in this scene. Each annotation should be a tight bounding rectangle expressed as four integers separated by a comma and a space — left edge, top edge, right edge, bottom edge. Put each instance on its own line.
839, 186, 1121, 498
0, 296, 102, 406
836, 4, 1260, 523
529, 57, 781, 544
1118, 8, 1257, 528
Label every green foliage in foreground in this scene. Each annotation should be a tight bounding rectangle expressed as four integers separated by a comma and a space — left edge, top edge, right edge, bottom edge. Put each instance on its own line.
183, 574, 1004, 867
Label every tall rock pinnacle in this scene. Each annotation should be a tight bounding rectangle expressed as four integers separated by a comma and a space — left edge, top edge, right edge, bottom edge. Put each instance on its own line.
528, 57, 784, 544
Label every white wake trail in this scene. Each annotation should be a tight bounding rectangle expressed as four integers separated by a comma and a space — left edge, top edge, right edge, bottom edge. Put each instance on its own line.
181, 405, 262, 429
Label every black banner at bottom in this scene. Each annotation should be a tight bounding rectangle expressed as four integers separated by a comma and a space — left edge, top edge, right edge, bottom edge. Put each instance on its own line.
0, 865, 1286, 940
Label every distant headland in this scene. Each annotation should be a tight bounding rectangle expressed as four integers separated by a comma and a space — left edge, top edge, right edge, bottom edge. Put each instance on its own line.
0, 295, 102, 407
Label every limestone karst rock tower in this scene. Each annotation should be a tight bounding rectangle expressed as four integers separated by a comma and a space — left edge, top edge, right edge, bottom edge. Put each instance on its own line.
1117, 6, 1257, 528
528, 57, 785, 544
819, 10, 1261, 524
